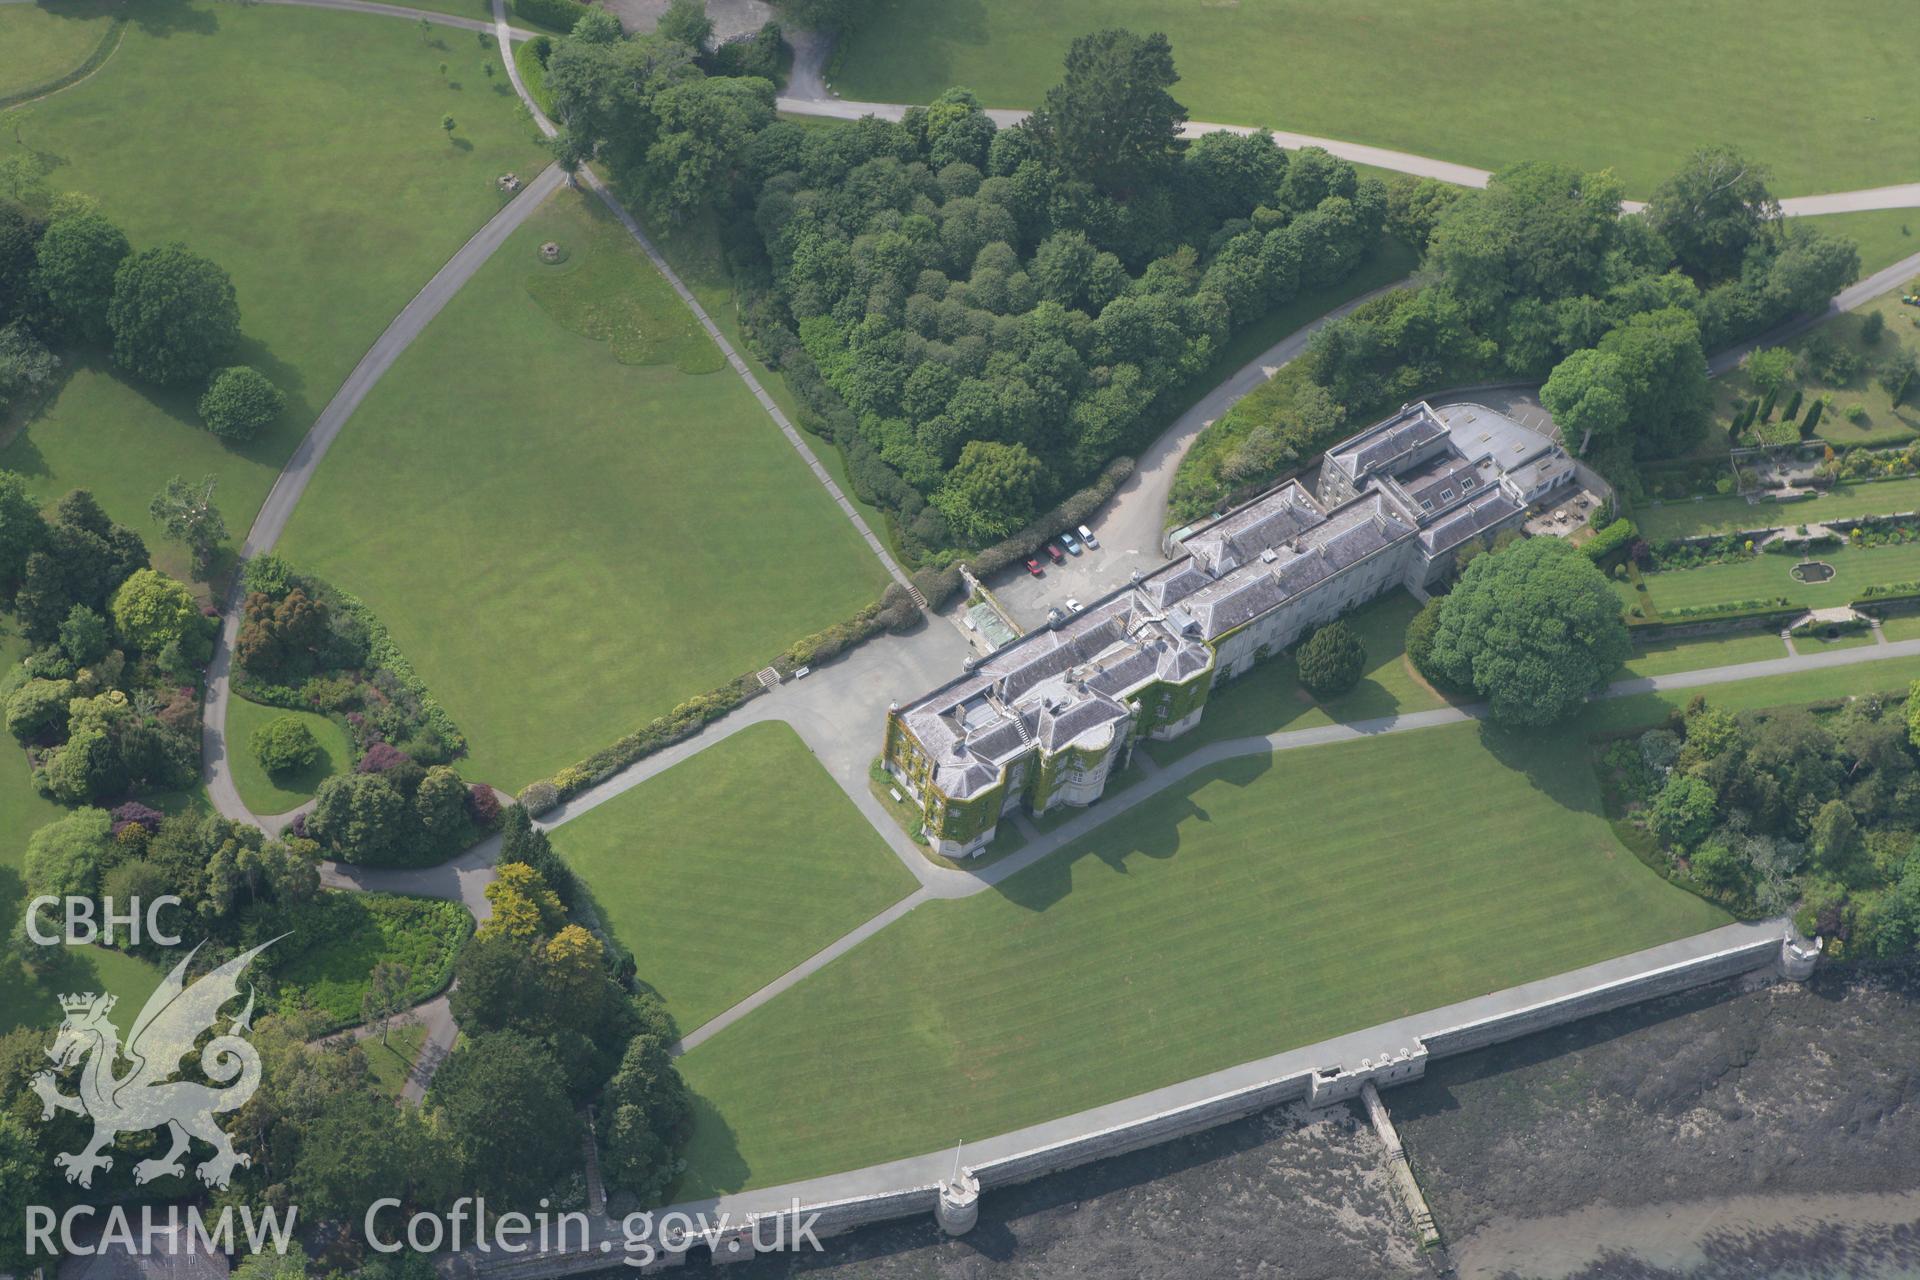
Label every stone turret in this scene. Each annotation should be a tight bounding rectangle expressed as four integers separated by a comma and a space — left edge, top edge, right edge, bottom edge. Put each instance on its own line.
935, 1170, 981, 1236
1778, 932, 1822, 981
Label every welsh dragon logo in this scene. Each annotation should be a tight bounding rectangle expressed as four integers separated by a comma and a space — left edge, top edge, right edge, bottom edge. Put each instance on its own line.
30, 939, 278, 1190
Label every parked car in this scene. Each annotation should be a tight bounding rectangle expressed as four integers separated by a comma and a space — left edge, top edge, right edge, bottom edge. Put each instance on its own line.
1065, 597, 1084, 613
1078, 524, 1099, 549
1024, 557, 1044, 576
1045, 542, 1066, 563
1061, 532, 1082, 555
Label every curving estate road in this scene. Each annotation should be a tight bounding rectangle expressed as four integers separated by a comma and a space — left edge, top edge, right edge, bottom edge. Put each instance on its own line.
73, 0, 1910, 1120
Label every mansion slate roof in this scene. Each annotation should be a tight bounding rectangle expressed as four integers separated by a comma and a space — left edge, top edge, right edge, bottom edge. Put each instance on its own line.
897, 401, 1573, 804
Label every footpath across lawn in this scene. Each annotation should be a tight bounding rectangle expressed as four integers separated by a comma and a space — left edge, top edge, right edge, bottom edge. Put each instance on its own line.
0, 0, 546, 579
549, 721, 919, 1031
673, 719, 1727, 1195
828, 0, 1919, 196
279, 191, 892, 790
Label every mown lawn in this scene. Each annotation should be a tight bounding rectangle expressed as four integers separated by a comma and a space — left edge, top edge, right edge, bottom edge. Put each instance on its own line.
829, 0, 1918, 196
674, 719, 1728, 1195
1625, 540, 1920, 615
278, 190, 892, 789
1620, 630, 1788, 678
0, 0, 546, 581
1143, 588, 1452, 762
549, 722, 918, 1031
0, 0, 119, 98
1638, 477, 1920, 543
224, 697, 353, 817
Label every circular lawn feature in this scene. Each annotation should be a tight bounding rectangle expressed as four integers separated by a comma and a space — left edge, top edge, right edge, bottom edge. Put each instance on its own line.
1791, 560, 1836, 583
538, 240, 566, 264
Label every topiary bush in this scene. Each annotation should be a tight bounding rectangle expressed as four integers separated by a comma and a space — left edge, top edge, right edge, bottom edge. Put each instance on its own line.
199, 365, 285, 441
1295, 620, 1366, 698
252, 714, 320, 775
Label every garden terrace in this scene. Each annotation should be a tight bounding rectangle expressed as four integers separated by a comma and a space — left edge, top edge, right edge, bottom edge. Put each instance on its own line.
1623, 534, 1920, 617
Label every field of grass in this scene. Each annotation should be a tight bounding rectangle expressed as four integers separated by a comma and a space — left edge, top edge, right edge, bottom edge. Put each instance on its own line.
271, 892, 473, 1032
608, 177, 905, 562
1803, 210, 1920, 277
1713, 290, 1920, 454
1143, 589, 1450, 762
1621, 630, 1788, 678
224, 697, 353, 816
1881, 614, 1920, 643
0, 0, 546, 582
279, 190, 892, 789
1638, 477, 1920, 542
828, 0, 1918, 197
361, 1021, 429, 1100
674, 720, 1727, 1194
1625, 540, 1920, 615
0, 0, 119, 99
548, 722, 918, 1030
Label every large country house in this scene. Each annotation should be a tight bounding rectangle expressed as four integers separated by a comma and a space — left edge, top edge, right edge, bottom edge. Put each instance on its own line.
884, 400, 1577, 858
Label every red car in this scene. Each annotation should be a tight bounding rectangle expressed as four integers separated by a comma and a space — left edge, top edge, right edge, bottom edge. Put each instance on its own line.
1024, 557, 1044, 576
1045, 542, 1066, 564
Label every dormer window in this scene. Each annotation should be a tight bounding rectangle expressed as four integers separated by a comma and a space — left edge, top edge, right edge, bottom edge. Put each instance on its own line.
1462, 476, 1476, 490
1439, 488, 1454, 502
1420, 498, 1434, 511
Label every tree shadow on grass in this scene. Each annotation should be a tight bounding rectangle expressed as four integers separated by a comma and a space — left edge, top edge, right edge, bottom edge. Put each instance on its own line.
1476, 718, 1605, 818
125, 0, 220, 40
666, 1091, 747, 1202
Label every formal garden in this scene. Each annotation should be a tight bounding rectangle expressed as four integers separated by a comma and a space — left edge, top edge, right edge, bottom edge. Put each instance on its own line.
1620, 522, 1920, 618
1715, 289, 1920, 451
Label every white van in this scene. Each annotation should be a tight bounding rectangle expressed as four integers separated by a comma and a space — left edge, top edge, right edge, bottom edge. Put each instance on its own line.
1077, 524, 1099, 549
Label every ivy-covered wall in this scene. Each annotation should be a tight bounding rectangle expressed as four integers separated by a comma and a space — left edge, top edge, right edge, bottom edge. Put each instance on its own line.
1131, 667, 1215, 737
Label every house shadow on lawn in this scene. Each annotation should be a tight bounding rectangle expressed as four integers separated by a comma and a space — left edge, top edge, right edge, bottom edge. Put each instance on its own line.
995, 749, 1274, 915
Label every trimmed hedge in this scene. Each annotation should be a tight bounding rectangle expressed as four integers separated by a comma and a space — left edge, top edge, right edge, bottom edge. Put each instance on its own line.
1582, 518, 1637, 566
1625, 603, 1804, 638
513, 0, 590, 31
